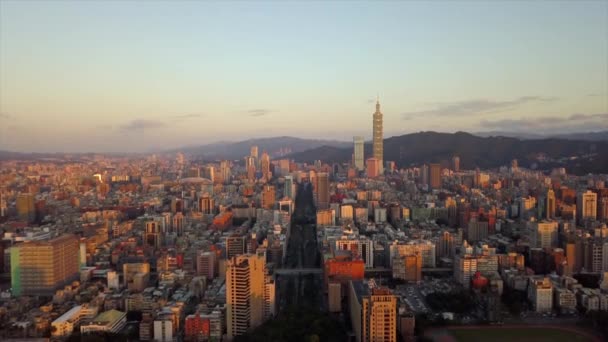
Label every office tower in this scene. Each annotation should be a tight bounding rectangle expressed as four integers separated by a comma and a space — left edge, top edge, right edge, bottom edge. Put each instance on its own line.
226, 235, 246, 259
172, 212, 184, 236
599, 196, 608, 221
188, 167, 200, 178
220, 160, 231, 183
392, 252, 422, 283
565, 242, 576, 276
534, 221, 558, 249
528, 277, 553, 312
261, 185, 275, 209
199, 195, 214, 214
0, 192, 6, 217
353, 136, 365, 171
546, 189, 556, 219
437, 231, 455, 258
467, 218, 489, 242
123, 262, 150, 292
250, 145, 259, 160
316, 172, 329, 210
429, 163, 442, 189
366, 158, 380, 178
454, 255, 478, 288
145, 220, 162, 249
226, 252, 275, 338
577, 190, 598, 222
452, 155, 460, 172
277, 159, 290, 177
284, 176, 295, 200
11, 234, 79, 296
16, 192, 36, 222
390, 241, 436, 268
203, 166, 215, 182
349, 281, 397, 342
197, 251, 216, 279
260, 152, 271, 181
372, 97, 384, 173
420, 164, 429, 186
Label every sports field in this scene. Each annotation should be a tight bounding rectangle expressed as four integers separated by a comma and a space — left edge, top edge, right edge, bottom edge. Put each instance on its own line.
447, 326, 598, 342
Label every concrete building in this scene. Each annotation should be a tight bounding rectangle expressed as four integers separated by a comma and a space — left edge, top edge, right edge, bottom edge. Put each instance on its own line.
11, 234, 79, 296
354, 136, 365, 171
226, 252, 275, 338
578, 190, 597, 222
349, 280, 396, 342
534, 221, 559, 249
81, 310, 126, 334
528, 277, 553, 312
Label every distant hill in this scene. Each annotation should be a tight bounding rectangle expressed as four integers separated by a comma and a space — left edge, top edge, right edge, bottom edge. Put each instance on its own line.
474, 130, 608, 141
288, 131, 608, 175
172, 136, 351, 160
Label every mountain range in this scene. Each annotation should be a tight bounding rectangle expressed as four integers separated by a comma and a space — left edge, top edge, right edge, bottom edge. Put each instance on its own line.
287, 131, 608, 175
2, 132, 608, 175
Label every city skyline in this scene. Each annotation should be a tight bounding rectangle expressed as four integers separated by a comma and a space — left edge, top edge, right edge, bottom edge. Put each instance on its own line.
1, 1, 607, 152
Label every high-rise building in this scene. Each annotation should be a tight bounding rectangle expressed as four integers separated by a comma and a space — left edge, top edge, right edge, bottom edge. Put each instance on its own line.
467, 218, 489, 242
199, 195, 214, 215
392, 252, 422, 283
577, 190, 598, 222
197, 251, 216, 280
372, 98, 384, 173
250, 145, 259, 160
145, 220, 162, 249
429, 163, 442, 189
534, 221, 558, 249
226, 252, 275, 338
366, 158, 381, 178
353, 136, 365, 171
316, 172, 329, 210
11, 234, 80, 296
226, 235, 246, 259
546, 189, 556, 219
261, 185, 275, 209
349, 281, 397, 342
336, 238, 374, 268
284, 176, 295, 200
220, 160, 231, 184
528, 277, 553, 312
203, 166, 215, 182
452, 156, 460, 172
260, 152, 271, 181
16, 193, 36, 222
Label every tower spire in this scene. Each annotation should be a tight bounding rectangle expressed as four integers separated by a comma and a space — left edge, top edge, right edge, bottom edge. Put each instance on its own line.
376, 94, 381, 112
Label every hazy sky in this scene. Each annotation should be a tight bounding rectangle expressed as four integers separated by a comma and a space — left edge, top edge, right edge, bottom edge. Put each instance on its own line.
1, 1, 607, 152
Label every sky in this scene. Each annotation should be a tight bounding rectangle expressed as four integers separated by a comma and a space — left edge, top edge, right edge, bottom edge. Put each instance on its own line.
0, 1, 607, 153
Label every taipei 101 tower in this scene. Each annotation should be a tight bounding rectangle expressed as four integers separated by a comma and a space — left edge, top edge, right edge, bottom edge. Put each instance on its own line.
373, 96, 384, 173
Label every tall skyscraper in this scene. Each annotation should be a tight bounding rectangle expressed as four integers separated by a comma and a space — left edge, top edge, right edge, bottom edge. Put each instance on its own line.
11, 234, 80, 296
429, 163, 442, 189
316, 172, 329, 210
260, 152, 271, 181
577, 190, 597, 222
372, 98, 383, 173
546, 189, 556, 219
226, 252, 275, 338
284, 176, 295, 200
261, 185, 275, 209
349, 281, 397, 342
534, 221, 558, 249
452, 156, 460, 172
17, 193, 35, 222
250, 145, 259, 160
366, 158, 380, 178
353, 136, 365, 171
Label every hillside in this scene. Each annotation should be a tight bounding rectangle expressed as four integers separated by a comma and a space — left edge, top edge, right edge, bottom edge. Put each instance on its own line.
173, 136, 351, 160
287, 131, 608, 175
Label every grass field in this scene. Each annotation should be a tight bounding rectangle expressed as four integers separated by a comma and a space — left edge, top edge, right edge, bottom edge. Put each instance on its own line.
448, 327, 594, 342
